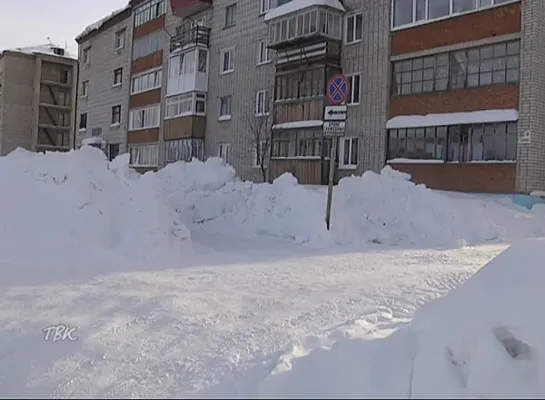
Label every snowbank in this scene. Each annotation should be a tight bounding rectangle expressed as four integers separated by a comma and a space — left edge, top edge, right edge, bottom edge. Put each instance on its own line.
257, 238, 545, 398
152, 159, 544, 248
0, 147, 191, 267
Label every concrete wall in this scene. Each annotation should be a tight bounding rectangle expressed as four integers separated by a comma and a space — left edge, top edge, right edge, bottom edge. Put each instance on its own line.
0, 53, 35, 155
340, 0, 391, 177
77, 16, 133, 154
516, 0, 545, 193
205, 0, 275, 181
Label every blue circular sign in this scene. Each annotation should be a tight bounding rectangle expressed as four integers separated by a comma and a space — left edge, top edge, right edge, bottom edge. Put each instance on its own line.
327, 74, 349, 105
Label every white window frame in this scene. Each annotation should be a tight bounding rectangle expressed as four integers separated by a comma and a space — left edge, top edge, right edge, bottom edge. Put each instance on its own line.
218, 143, 231, 163
391, 0, 517, 30
346, 74, 361, 105
219, 95, 232, 120
260, 0, 271, 15
165, 92, 207, 119
114, 29, 126, 50
113, 68, 123, 87
82, 47, 90, 65
253, 140, 269, 168
225, 3, 237, 27
111, 105, 122, 126
128, 144, 159, 167
81, 80, 89, 97
255, 89, 270, 116
257, 39, 271, 65
339, 137, 358, 169
345, 13, 363, 44
220, 47, 235, 74
79, 113, 87, 131
128, 104, 160, 131
130, 68, 162, 95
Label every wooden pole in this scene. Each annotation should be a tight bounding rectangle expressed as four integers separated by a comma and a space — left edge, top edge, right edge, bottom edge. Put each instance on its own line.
325, 136, 337, 230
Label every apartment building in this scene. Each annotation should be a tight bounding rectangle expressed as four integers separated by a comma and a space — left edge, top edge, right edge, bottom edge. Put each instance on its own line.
0, 44, 77, 155
75, 6, 133, 161
77, 0, 545, 194
386, 0, 542, 194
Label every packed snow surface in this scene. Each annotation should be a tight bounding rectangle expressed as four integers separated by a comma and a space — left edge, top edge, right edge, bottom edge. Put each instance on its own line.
255, 238, 545, 398
1, 146, 545, 397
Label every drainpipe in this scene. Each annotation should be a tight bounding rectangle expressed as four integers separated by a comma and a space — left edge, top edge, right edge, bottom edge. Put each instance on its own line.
72, 54, 80, 150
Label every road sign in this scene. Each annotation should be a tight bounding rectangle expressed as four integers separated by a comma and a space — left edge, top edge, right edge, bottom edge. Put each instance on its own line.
324, 105, 347, 121
323, 121, 346, 136
327, 73, 350, 105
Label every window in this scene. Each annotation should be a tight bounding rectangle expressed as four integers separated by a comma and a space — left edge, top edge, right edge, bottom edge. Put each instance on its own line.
255, 90, 271, 116
129, 144, 159, 167
128, 105, 160, 131
165, 92, 207, 118
165, 139, 204, 162
260, 0, 271, 14
347, 74, 361, 104
257, 39, 271, 65
392, 40, 519, 95
198, 49, 208, 72
131, 68, 162, 94
79, 113, 87, 130
108, 144, 120, 161
225, 4, 237, 28
254, 141, 269, 167
113, 68, 123, 86
220, 48, 235, 73
111, 105, 122, 125
132, 30, 165, 60
339, 137, 358, 168
219, 95, 232, 119
134, 0, 167, 27
218, 143, 231, 163
81, 81, 89, 97
114, 29, 126, 50
60, 69, 70, 84
271, 130, 329, 158
275, 68, 325, 101
392, 0, 513, 28
82, 47, 90, 65
386, 122, 517, 162
345, 13, 363, 44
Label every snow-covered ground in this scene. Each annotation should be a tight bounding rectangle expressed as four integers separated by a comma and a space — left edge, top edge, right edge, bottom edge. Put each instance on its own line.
0, 147, 544, 397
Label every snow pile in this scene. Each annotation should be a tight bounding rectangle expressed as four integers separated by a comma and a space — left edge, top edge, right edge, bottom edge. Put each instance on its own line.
257, 238, 545, 398
152, 158, 330, 244
152, 159, 543, 248
0, 147, 190, 266
76, 5, 130, 41
331, 166, 510, 247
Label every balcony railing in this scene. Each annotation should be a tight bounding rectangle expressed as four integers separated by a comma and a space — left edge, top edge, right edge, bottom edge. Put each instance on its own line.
170, 26, 210, 52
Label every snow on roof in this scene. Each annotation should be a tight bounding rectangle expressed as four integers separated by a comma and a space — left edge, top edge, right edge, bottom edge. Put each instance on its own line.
264, 0, 345, 21
7, 44, 77, 60
386, 109, 519, 129
75, 5, 130, 42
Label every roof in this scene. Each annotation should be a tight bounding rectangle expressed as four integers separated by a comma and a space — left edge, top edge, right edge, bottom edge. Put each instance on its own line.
75, 4, 131, 43
4, 44, 77, 60
264, 0, 345, 21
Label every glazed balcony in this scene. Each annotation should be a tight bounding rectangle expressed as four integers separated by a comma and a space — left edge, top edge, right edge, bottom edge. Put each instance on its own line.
170, 0, 212, 18
265, 2, 344, 50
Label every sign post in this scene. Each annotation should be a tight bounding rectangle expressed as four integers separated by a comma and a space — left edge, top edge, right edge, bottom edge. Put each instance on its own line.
324, 73, 349, 231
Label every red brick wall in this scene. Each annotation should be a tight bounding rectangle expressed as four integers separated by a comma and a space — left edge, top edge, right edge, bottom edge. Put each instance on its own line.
391, 2, 521, 55
390, 84, 519, 117
388, 162, 516, 193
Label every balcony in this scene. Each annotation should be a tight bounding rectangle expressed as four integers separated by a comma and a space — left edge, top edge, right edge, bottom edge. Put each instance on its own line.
170, 0, 212, 18
170, 26, 210, 52
265, 2, 344, 50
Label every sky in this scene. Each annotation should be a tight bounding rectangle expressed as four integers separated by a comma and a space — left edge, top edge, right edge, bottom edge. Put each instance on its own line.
0, 0, 128, 53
